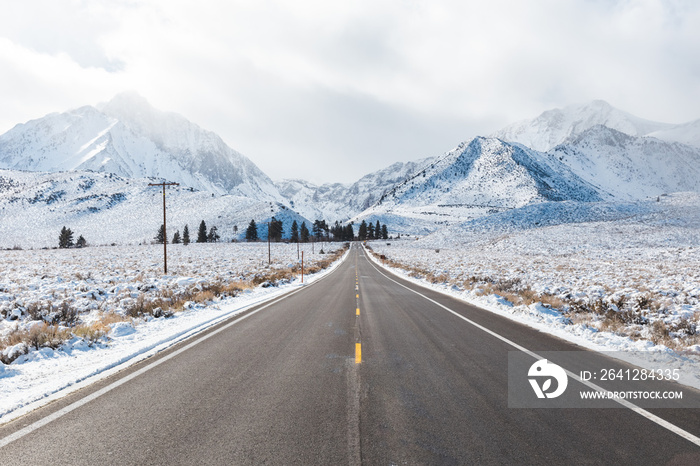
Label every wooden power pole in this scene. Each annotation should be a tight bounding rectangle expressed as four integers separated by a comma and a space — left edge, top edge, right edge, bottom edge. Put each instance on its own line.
148, 182, 179, 274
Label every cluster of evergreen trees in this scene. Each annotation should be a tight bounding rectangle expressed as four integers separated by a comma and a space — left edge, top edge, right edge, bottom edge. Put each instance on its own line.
243, 218, 389, 242
58, 226, 87, 248
329, 221, 355, 242
357, 220, 388, 241
244, 218, 289, 242
155, 220, 220, 245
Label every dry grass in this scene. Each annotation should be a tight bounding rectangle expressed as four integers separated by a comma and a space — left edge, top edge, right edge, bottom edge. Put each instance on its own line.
192, 290, 216, 304
28, 323, 72, 350
426, 273, 451, 284
539, 294, 567, 309
99, 311, 129, 326
73, 322, 109, 346
599, 318, 629, 337
0, 322, 74, 358
1, 326, 26, 349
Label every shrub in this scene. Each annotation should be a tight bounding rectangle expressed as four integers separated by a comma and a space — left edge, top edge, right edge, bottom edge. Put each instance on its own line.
673, 318, 697, 336
27, 323, 71, 350
649, 320, 673, 347
73, 323, 108, 346
56, 301, 79, 326
539, 294, 566, 310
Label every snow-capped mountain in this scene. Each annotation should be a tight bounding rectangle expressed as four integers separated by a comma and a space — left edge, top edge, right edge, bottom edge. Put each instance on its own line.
493, 100, 674, 152
3, 95, 700, 241
354, 137, 602, 234
275, 179, 351, 223
0, 93, 283, 201
551, 125, 700, 199
0, 168, 305, 248
276, 158, 432, 222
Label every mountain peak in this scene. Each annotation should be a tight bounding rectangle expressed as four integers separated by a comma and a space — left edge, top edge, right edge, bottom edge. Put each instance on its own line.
360, 136, 602, 234
492, 100, 672, 152
102, 90, 151, 108
97, 91, 157, 121
99, 92, 183, 142
585, 99, 613, 110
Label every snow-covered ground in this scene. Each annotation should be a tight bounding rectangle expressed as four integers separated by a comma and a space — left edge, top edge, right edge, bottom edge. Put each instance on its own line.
0, 242, 346, 422
367, 192, 700, 389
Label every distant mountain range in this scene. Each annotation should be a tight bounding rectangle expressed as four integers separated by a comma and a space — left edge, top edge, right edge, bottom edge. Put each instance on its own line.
490, 100, 693, 151
275, 158, 431, 223
349, 101, 700, 232
1, 95, 700, 245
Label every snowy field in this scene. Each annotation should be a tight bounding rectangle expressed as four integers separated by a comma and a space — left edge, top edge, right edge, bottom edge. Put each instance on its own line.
367, 193, 700, 388
0, 241, 346, 422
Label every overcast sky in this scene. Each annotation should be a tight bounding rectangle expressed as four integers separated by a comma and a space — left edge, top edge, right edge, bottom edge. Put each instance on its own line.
1, 0, 699, 183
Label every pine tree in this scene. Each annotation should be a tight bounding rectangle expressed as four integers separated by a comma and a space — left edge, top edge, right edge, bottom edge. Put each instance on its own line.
183, 224, 190, 245
155, 224, 167, 244
368, 222, 375, 240
312, 220, 327, 241
208, 226, 220, 242
376, 221, 382, 239
381, 224, 388, 240
345, 224, 354, 241
172, 230, 181, 244
245, 219, 258, 241
300, 222, 310, 243
290, 220, 299, 243
59, 226, 74, 249
76, 235, 87, 248
358, 220, 368, 241
268, 217, 283, 242
197, 220, 208, 243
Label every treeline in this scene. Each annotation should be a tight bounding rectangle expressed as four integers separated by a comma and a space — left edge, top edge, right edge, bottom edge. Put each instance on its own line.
245, 218, 389, 242
58, 217, 390, 249
155, 220, 220, 245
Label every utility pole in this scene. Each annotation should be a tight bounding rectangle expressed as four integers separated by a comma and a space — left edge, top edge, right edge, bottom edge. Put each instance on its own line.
148, 181, 179, 274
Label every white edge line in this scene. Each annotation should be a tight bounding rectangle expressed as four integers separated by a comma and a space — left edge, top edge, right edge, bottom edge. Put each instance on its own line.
0, 249, 350, 449
364, 248, 700, 448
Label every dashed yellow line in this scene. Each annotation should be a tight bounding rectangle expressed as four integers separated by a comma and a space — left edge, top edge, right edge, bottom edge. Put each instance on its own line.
355, 274, 361, 363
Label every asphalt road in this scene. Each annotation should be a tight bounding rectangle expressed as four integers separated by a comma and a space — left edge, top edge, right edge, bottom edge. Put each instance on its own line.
1, 243, 699, 465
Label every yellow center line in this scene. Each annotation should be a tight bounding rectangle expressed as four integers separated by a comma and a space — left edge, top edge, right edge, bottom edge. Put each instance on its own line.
355, 343, 362, 364
356, 307, 360, 316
